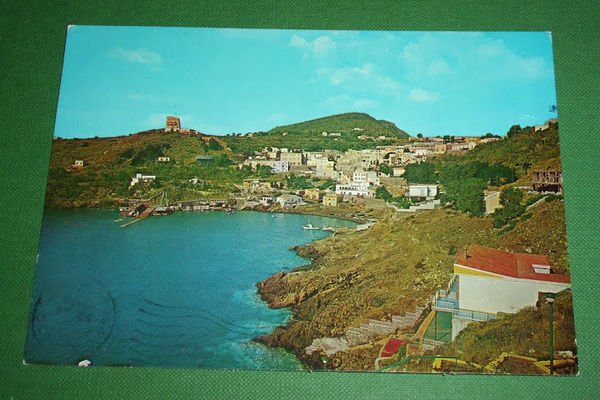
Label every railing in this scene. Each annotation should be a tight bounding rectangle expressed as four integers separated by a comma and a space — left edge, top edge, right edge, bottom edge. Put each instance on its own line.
433, 299, 458, 312
453, 309, 496, 322
431, 294, 495, 322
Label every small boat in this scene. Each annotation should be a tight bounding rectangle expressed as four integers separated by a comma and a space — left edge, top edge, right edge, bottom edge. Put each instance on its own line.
322, 226, 334, 231
303, 224, 320, 230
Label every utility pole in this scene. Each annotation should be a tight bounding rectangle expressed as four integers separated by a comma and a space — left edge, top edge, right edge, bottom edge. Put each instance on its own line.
544, 292, 557, 375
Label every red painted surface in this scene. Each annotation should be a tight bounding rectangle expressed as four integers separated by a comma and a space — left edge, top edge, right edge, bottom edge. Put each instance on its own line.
456, 245, 570, 283
381, 338, 406, 358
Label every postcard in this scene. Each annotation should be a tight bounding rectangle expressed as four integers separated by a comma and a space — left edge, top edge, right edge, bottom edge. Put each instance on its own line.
25, 26, 576, 374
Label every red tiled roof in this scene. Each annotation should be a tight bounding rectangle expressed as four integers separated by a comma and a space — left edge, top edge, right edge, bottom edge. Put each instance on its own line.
455, 245, 570, 283
381, 338, 406, 358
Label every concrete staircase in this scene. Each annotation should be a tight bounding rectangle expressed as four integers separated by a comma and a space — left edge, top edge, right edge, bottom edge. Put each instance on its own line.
306, 305, 426, 354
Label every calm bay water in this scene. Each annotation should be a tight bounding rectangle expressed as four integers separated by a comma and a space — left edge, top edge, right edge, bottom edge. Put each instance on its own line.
25, 209, 354, 369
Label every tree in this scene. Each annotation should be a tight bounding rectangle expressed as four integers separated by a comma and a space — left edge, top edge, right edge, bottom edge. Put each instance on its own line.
493, 188, 525, 228
256, 164, 272, 178
417, 133, 424, 139
455, 178, 486, 216
403, 162, 436, 183
442, 178, 486, 216
286, 174, 312, 189
208, 138, 223, 150
507, 125, 522, 138
318, 180, 336, 190
375, 186, 392, 201
379, 163, 393, 176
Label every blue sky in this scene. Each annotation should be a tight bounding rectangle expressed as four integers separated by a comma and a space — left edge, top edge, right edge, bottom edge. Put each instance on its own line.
55, 27, 558, 138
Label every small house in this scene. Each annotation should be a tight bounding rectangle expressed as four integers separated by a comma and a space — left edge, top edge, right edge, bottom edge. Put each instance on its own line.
408, 184, 438, 201
276, 194, 304, 208
130, 173, 156, 187
157, 156, 171, 162
72, 160, 84, 168
322, 193, 339, 207
303, 188, 321, 201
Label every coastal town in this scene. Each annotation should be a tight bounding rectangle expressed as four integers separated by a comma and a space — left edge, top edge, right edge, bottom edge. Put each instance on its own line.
48, 113, 575, 374
105, 115, 561, 222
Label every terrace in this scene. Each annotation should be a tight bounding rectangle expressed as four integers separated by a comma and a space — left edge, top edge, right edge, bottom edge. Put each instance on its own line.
432, 275, 496, 323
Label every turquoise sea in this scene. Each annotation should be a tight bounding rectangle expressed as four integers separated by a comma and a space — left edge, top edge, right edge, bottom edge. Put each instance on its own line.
25, 209, 355, 370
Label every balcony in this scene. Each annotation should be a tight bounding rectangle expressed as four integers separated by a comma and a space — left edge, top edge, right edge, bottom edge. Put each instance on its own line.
432, 275, 496, 322
453, 309, 496, 322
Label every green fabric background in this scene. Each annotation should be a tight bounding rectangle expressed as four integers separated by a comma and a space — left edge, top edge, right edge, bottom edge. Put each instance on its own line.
1, 1, 598, 398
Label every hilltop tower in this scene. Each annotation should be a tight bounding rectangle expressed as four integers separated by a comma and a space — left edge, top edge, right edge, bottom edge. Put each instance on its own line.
165, 116, 181, 132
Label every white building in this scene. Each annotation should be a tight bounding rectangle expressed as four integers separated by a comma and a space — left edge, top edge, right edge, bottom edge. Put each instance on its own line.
276, 194, 304, 207
408, 184, 438, 200
130, 173, 156, 187
305, 152, 327, 167
352, 170, 380, 186
413, 148, 430, 157
259, 196, 274, 205
392, 167, 405, 177
433, 245, 571, 340
157, 156, 171, 162
335, 182, 373, 198
270, 160, 289, 173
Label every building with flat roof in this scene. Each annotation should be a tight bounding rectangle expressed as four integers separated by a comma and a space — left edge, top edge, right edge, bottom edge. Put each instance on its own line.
322, 193, 339, 207
432, 245, 570, 340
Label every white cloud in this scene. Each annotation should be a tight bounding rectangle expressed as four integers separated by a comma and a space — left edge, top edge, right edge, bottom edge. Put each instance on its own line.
319, 64, 373, 86
111, 48, 162, 64
519, 113, 536, 121
312, 36, 336, 56
399, 33, 551, 83
289, 34, 309, 48
318, 63, 400, 95
408, 88, 440, 102
322, 95, 379, 110
427, 59, 452, 76
289, 34, 336, 58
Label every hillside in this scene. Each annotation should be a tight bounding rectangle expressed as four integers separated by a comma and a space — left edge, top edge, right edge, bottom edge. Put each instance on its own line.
447, 289, 576, 367
222, 112, 410, 154
256, 199, 570, 371
449, 124, 561, 179
269, 112, 409, 137
45, 130, 243, 208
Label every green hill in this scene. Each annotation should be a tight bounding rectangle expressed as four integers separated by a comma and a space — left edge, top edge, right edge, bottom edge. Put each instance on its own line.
222, 112, 410, 154
454, 124, 561, 179
269, 112, 409, 137
45, 130, 244, 208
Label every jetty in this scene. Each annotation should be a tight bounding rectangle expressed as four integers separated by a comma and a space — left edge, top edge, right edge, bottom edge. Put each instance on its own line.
120, 206, 155, 228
